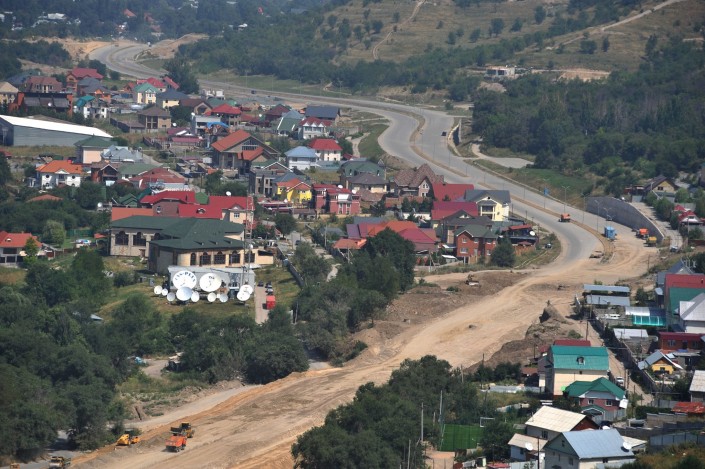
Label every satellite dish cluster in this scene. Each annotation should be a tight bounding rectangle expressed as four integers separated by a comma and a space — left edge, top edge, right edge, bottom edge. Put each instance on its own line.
153, 270, 252, 304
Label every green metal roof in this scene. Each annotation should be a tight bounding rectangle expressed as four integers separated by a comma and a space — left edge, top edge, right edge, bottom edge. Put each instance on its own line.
134, 82, 158, 93
75, 135, 113, 148
195, 192, 209, 204
564, 377, 625, 399
668, 287, 705, 313
118, 163, 158, 178
454, 224, 498, 239
551, 345, 609, 371
111, 215, 181, 230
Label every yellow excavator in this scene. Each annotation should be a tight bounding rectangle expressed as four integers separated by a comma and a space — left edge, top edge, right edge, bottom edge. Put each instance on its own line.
116, 429, 141, 446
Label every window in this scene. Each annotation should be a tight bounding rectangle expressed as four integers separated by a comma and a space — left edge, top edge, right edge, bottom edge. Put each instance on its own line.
245, 252, 256, 263
3, 248, 17, 255
133, 232, 147, 246
200, 253, 212, 265
541, 430, 548, 439
588, 399, 595, 405
667, 340, 676, 347
229, 251, 241, 264
460, 248, 468, 254
462, 238, 467, 244
115, 231, 129, 246
577, 356, 585, 365
569, 457, 574, 465
190, 253, 197, 266
214, 251, 226, 264
606, 400, 615, 406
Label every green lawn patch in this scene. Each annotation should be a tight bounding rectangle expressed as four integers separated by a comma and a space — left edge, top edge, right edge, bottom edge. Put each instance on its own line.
358, 123, 388, 159
439, 424, 482, 451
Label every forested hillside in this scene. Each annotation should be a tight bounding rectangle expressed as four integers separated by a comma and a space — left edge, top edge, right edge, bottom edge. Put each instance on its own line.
472, 38, 705, 194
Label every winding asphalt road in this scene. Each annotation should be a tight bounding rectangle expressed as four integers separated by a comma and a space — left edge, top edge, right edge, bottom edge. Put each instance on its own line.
92, 42, 610, 265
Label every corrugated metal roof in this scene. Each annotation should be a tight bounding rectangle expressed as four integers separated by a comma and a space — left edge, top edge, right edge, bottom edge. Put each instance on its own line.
508, 433, 547, 450
689, 370, 705, 393
1, 114, 111, 138
551, 346, 609, 370
560, 429, 633, 459
586, 295, 631, 307
525, 407, 588, 433
583, 284, 631, 294
624, 306, 664, 317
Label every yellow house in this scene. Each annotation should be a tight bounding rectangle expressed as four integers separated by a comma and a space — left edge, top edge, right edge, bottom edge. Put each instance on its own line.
638, 351, 682, 375
275, 179, 312, 205
645, 176, 678, 194
546, 345, 610, 396
133, 83, 158, 105
464, 190, 511, 222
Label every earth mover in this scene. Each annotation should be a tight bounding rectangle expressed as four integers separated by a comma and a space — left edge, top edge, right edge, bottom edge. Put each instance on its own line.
116, 430, 140, 446
170, 421, 195, 438
48, 456, 72, 468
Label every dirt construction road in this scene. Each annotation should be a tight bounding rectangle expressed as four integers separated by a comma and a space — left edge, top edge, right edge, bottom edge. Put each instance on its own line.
74, 227, 650, 468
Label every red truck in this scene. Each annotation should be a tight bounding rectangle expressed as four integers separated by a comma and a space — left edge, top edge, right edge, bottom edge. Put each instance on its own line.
165, 435, 187, 452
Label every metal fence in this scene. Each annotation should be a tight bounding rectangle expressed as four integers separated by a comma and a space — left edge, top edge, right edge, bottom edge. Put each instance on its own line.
586, 197, 664, 243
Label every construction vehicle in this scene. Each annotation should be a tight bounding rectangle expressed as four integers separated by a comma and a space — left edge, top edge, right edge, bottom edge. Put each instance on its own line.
170, 421, 195, 438
48, 456, 71, 468
166, 434, 188, 452
116, 430, 141, 446
10, 464, 20, 469
559, 213, 571, 223
637, 228, 649, 238
646, 236, 658, 246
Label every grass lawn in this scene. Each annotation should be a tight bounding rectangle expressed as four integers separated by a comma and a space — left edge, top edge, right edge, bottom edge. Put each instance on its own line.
0, 266, 26, 285
358, 123, 388, 160
439, 424, 482, 452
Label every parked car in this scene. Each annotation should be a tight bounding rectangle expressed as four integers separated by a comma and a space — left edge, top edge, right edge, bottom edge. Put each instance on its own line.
258, 281, 264, 287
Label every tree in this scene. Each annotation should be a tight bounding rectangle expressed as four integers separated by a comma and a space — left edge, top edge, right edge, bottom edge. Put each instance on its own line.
534, 5, 546, 24
23, 237, 39, 266
580, 39, 597, 54
70, 249, 111, 303
169, 105, 194, 126
364, 229, 416, 291
470, 28, 482, 42
602, 36, 610, 52
479, 418, 513, 460
245, 333, 308, 383
371, 20, 383, 34
275, 213, 297, 236
489, 18, 504, 37
490, 237, 515, 267
510, 18, 523, 32
293, 243, 331, 286
74, 180, 104, 209
164, 57, 198, 94
42, 220, 66, 246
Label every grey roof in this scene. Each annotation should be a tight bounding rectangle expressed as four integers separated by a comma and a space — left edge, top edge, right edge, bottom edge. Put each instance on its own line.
78, 77, 102, 87
157, 89, 189, 100
583, 284, 631, 294
273, 172, 303, 184
585, 295, 631, 307
348, 173, 386, 185
553, 429, 633, 459
305, 105, 339, 120
463, 189, 511, 205
656, 262, 699, 287
690, 370, 705, 393
138, 106, 171, 117
638, 350, 681, 370
455, 224, 497, 239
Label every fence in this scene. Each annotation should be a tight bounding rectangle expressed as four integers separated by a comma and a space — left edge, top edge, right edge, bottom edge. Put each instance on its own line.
650, 432, 705, 450
287, 260, 304, 287
586, 197, 664, 243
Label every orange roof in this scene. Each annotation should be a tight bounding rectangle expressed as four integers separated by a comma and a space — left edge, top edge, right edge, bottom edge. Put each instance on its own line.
673, 402, 705, 415
27, 194, 62, 202
333, 238, 367, 250
367, 220, 418, 236
0, 231, 39, 249
241, 147, 264, 161
36, 160, 83, 175
211, 130, 252, 152
111, 207, 153, 221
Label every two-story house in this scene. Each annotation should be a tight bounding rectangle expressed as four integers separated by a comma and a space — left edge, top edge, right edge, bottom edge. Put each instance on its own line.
24, 76, 62, 93
310, 138, 343, 162
390, 164, 444, 198
638, 350, 682, 375
305, 105, 340, 123
36, 160, 84, 188
564, 377, 628, 422
0, 231, 39, 266
313, 184, 361, 216
75, 135, 113, 164
133, 82, 158, 105
543, 429, 634, 469
138, 106, 172, 132
463, 189, 511, 222
285, 146, 318, 171
297, 116, 333, 140
210, 130, 278, 174
156, 89, 188, 109
0, 81, 19, 106
209, 103, 242, 127
274, 178, 312, 205
454, 224, 497, 263
66, 67, 103, 93
545, 345, 610, 396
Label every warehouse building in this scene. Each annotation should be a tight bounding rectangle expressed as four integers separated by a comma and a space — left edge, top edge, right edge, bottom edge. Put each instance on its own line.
0, 114, 112, 147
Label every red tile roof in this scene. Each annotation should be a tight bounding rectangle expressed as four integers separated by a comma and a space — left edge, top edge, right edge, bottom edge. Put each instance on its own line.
140, 190, 197, 205
27, 194, 62, 202
554, 339, 592, 347
673, 401, 705, 415
111, 207, 153, 221
241, 147, 264, 161
299, 116, 333, 127
207, 195, 251, 211
211, 130, 252, 152
36, 160, 83, 175
0, 231, 38, 249
70, 68, 104, 80
210, 103, 242, 115
665, 273, 705, 290
162, 76, 179, 90
333, 238, 367, 250
310, 138, 342, 151
431, 183, 474, 202
177, 204, 222, 219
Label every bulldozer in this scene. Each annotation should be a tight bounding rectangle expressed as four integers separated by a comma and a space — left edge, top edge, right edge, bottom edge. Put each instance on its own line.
48, 456, 71, 468
116, 429, 141, 446
170, 421, 195, 438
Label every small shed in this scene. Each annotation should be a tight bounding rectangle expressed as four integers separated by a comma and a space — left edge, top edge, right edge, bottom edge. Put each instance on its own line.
604, 226, 616, 240
266, 295, 276, 310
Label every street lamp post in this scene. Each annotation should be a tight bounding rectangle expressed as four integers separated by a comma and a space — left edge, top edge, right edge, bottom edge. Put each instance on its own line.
561, 185, 568, 214
541, 179, 549, 209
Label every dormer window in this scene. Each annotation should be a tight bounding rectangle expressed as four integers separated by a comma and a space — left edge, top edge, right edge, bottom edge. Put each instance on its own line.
577, 356, 585, 365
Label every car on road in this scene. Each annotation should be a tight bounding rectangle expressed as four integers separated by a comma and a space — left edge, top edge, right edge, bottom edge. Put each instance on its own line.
258, 281, 264, 287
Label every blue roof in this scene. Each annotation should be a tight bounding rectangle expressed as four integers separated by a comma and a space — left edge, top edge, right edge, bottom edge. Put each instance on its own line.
285, 146, 317, 159
554, 429, 633, 459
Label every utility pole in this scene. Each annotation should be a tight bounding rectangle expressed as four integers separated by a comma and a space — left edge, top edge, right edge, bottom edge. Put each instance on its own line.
421, 402, 424, 443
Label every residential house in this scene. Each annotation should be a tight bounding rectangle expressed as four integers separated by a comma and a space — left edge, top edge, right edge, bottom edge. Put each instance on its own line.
210, 130, 278, 174
463, 189, 511, 222
674, 205, 702, 226
77, 77, 111, 103
691, 370, 705, 402
501, 224, 539, 250
0, 81, 19, 106
128, 167, 188, 191
102, 145, 144, 164
90, 161, 121, 185
66, 67, 103, 92
156, 89, 188, 109
248, 164, 291, 197
543, 429, 634, 469
304, 105, 340, 122
133, 82, 159, 105
508, 433, 547, 464
118, 162, 158, 181
138, 77, 168, 92
346, 220, 438, 254
672, 401, 705, 417
545, 345, 610, 396
678, 293, 705, 333
179, 97, 212, 115
274, 109, 304, 136
14, 92, 73, 114
638, 350, 682, 375
346, 173, 387, 194
73, 96, 109, 120
339, 159, 386, 185
297, 116, 333, 140
310, 138, 343, 162
644, 175, 679, 194
454, 224, 497, 262
0, 231, 39, 266
24, 76, 62, 93
390, 163, 444, 198
111, 207, 153, 221
664, 273, 705, 320
162, 76, 180, 90
285, 146, 318, 171
657, 332, 704, 353
431, 202, 480, 232
274, 178, 312, 205
431, 182, 475, 202
74, 135, 113, 164
564, 377, 628, 422
36, 160, 83, 188
313, 184, 361, 216
209, 103, 242, 127
138, 106, 172, 132
264, 103, 291, 125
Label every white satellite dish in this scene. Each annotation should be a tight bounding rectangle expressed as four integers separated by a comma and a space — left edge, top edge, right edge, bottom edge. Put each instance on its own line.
226, 191, 232, 196
166, 292, 176, 302
153, 285, 163, 295
190, 291, 200, 302
218, 293, 228, 303
237, 290, 251, 302
199, 273, 222, 292
161, 289, 169, 297
97, 202, 103, 208
207, 292, 217, 302
172, 270, 198, 289
176, 286, 192, 302
524, 442, 534, 452
529, 230, 536, 236
622, 442, 632, 451
241, 284, 254, 296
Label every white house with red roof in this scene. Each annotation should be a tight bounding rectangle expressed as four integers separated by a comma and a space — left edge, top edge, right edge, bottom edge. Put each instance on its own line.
298, 116, 333, 140
0, 231, 39, 266
210, 130, 278, 173
36, 160, 84, 188
310, 138, 343, 162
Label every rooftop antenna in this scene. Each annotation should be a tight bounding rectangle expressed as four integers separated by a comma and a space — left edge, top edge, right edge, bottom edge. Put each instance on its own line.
153, 285, 163, 296
166, 291, 176, 302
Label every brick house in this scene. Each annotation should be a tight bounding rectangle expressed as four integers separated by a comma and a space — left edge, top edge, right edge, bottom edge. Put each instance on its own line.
564, 377, 628, 422
210, 130, 278, 173
138, 106, 172, 132
313, 184, 361, 216
67, 68, 104, 92
390, 163, 444, 198
454, 224, 497, 262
